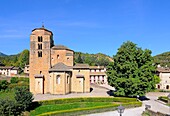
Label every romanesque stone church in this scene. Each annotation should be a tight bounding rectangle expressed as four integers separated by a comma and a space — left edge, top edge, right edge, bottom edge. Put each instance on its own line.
29, 26, 90, 94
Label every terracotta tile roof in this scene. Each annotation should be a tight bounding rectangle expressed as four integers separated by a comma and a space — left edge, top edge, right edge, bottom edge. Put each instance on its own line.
73, 64, 89, 69
0, 66, 19, 70
90, 72, 107, 76
32, 27, 53, 35
49, 63, 71, 72
157, 67, 170, 73
89, 66, 105, 69
52, 45, 73, 51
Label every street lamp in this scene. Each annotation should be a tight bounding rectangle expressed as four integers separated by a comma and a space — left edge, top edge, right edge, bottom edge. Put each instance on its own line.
117, 105, 125, 116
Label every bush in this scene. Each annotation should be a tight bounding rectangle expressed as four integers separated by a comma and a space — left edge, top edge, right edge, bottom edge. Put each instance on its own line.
38, 97, 137, 105
10, 77, 19, 84
0, 80, 8, 91
158, 96, 168, 103
0, 99, 22, 115
14, 87, 34, 111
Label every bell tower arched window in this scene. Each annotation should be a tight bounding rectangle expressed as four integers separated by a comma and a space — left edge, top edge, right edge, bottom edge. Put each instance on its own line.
38, 36, 43, 42
38, 44, 42, 50
38, 51, 42, 57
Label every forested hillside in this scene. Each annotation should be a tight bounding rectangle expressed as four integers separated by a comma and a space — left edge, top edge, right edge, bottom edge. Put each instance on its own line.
0, 50, 29, 68
0, 50, 113, 68
154, 51, 170, 67
74, 52, 113, 66
1, 50, 169, 68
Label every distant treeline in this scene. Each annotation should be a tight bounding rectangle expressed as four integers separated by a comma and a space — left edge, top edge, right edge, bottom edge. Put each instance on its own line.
0, 50, 113, 68
154, 51, 170, 67
0, 50, 29, 68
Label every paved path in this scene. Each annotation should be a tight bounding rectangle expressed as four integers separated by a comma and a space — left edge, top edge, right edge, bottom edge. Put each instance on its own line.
143, 92, 170, 114
88, 106, 145, 116
88, 92, 170, 116
34, 84, 111, 101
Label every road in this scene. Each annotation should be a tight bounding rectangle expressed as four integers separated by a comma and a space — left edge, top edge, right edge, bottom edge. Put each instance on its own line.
88, 92, 170, 116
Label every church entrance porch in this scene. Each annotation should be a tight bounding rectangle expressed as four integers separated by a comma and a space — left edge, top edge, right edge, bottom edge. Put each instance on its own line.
34, 74, 44, 94
76, 75, 84, 93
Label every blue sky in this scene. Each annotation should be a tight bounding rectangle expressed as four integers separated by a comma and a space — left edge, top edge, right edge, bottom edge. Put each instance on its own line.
0, 0, 170, 56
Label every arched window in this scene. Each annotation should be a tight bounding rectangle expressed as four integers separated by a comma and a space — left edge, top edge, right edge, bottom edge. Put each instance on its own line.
166, 85, 169, 89
56, 75, 60, 84
38, 36, 43, 42
57, 55, 59, 59
38, 44, 42, 50
67, 76, 69, 84
157, 85, 160, 89
38, 51, 42, 57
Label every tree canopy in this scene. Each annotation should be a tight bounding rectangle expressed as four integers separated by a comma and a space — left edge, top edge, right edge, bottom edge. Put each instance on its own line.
107, 41, 160, 97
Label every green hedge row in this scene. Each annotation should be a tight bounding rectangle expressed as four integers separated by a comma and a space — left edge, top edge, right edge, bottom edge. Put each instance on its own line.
158, 96, 168, 103
38, 101, 142, 116
38, 97, 138, 105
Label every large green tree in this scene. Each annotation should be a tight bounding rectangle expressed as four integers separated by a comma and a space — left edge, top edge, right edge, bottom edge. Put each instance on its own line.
107, 41, 160, 97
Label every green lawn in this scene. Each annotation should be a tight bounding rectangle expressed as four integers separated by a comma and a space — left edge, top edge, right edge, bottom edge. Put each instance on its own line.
30, 102, 113, 116
0, 91, 15, 100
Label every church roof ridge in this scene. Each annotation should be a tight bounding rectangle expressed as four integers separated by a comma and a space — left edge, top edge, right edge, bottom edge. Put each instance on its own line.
52, 45, 73, 51
32, 27, 53, 35
49, 62, 71, 72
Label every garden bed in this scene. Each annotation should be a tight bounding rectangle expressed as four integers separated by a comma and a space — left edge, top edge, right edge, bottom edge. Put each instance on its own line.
30, 97, 142, 116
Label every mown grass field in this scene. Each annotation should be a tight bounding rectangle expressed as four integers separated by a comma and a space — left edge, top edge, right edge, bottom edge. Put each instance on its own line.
30, 102, 113, 115
30, 97, 142, 116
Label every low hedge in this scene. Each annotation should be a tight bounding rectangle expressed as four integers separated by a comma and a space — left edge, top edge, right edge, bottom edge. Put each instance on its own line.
158, 96, 168, 103
38, 101, 142, 116
38, 97, 138, 105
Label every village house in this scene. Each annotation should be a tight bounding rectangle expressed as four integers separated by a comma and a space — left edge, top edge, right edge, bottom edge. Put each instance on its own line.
24, 64, 29, 75
156, 67, 170, 90
0, 66, 19, 77
89, 66, 107, 84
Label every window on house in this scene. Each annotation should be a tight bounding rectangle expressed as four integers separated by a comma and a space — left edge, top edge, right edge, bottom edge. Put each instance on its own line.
57, 55, 59, 59
56, 75, 60, 84
38, 44, 42, 50
67, 76, 69, 84
38, 36, 43, 42
38, 51, 42, 57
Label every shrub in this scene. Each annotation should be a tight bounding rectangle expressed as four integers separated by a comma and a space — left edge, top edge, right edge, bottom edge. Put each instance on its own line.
38, 97, 137, 105
14, 87, 34, 111
0, 99, 22, 116
0, 80, 8, 91
158, 96, 168, 103
10, 77, 19, 84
